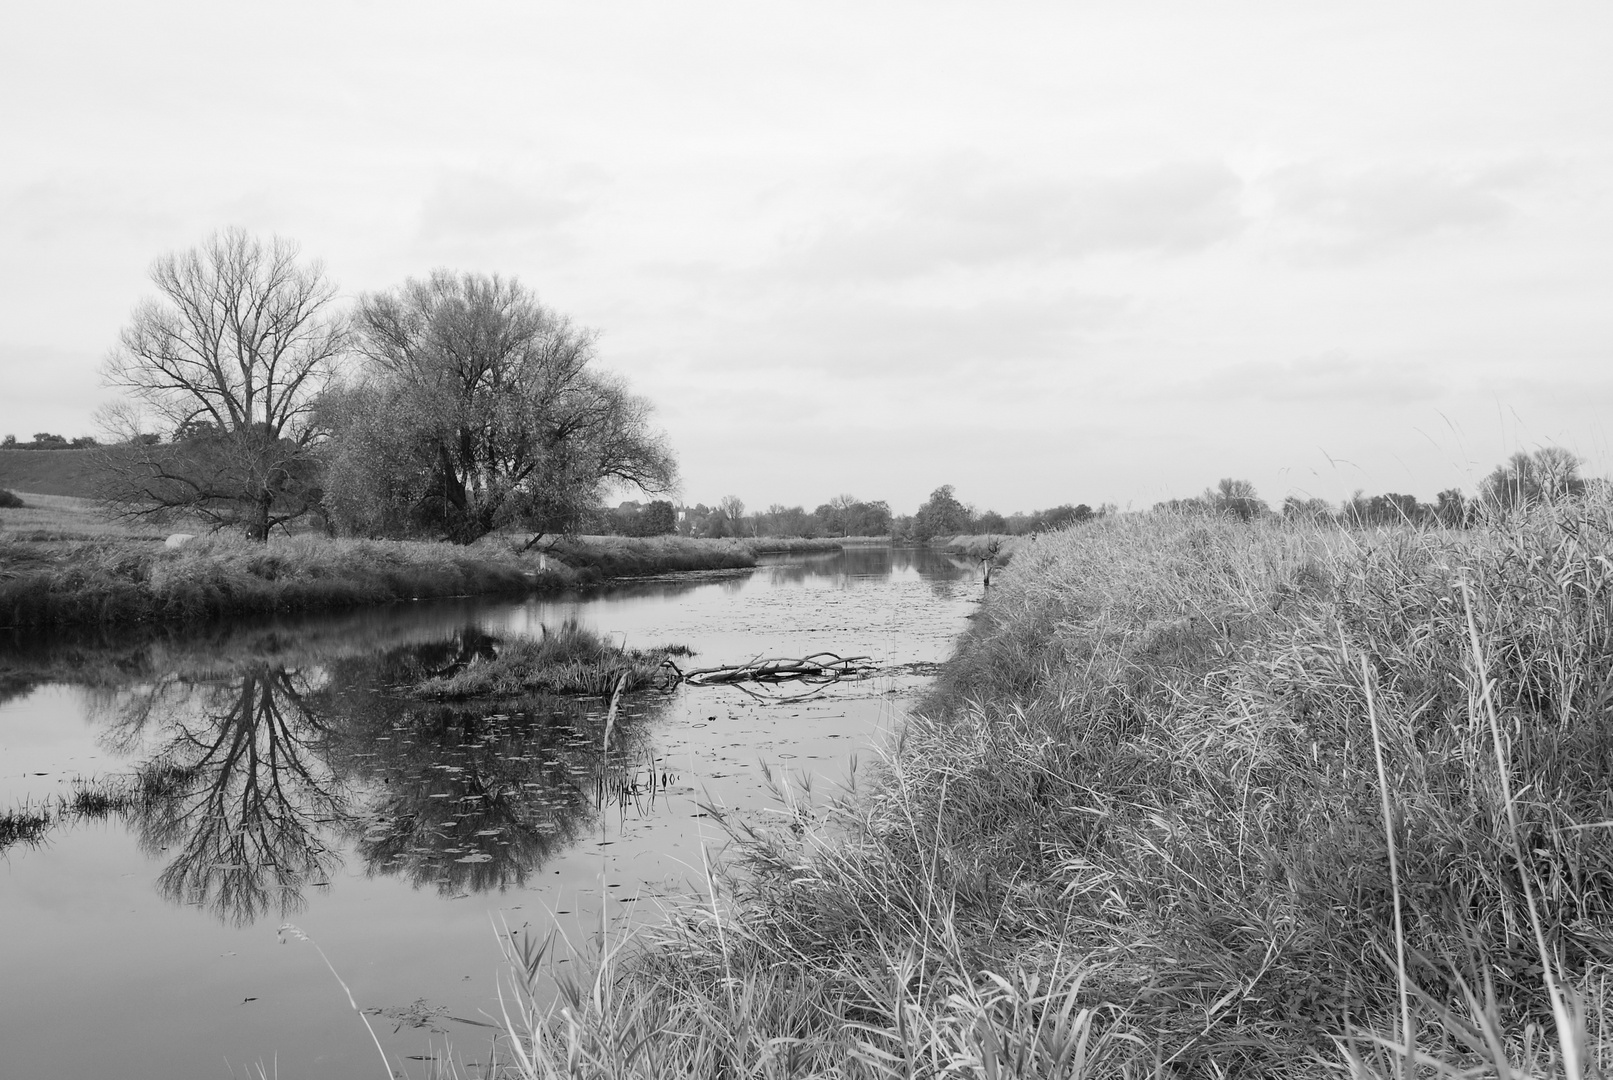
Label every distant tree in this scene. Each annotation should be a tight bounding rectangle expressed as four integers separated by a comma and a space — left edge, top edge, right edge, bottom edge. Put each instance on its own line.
325, 271, 676, 543
816, 493, 855, 536
608, 498, 676, 537
31, 432, 66, 446
975, 509, 1008, 534
100, 229, 345, 540
1479, 448, 1586, 510
1282, 496, 1333, 522
1433, 488, 1468, 528
1, 435, 14, 448
1203, 478, 1267, 521
809, 494, 891, 537
913, 484, 970, 542
850, 499, 894, 536
639, 500, 677, 536
717, 495, 747, 537
756, 503, 821, 538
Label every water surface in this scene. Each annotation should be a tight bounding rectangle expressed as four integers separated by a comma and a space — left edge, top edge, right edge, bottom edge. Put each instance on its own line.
0, 547, 977, 1078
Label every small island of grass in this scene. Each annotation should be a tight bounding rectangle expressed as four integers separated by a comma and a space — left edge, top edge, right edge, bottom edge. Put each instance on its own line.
409, 622, 691, 700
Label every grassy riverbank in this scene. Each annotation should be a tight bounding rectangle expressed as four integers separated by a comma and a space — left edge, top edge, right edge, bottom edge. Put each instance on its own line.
0, 525, 764, 630
546, 534, 756, 577
750, 536, 877, 554
471, 502, 1613, 1079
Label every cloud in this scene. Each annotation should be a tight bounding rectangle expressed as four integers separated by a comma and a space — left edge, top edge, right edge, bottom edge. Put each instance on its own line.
1188, 354, 1444, 405
1268, 164, 1521, 262
415, 171, 589, 249
0, 179, 181, 246
0, 342, 109, 437
785, 160, 1246, 280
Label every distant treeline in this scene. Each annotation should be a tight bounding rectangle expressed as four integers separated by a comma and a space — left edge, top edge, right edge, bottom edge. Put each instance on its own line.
1157, 448, 1595, 526
664, 486, 1110, 543
2, 433, 102, 450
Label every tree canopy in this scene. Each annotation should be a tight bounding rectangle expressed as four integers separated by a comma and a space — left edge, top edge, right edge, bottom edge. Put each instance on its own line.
1479, 447, 1585, 510
100, 229, 345, 539
324, 271, 676, 543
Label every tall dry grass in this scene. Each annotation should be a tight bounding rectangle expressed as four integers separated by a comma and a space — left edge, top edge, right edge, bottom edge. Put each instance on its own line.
429, 500, 1613, 1079
545, 534, 757, 578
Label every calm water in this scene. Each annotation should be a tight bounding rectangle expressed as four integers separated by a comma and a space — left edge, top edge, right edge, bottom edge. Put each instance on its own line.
0, 547, 978, 1079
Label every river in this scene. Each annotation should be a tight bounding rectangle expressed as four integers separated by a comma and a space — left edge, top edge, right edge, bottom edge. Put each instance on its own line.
0, 546, 978, 1078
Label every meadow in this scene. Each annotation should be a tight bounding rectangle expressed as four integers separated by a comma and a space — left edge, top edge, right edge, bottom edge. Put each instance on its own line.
444, 500, 1613, 1079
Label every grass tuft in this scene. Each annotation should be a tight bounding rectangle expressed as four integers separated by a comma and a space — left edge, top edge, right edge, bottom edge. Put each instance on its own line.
410, 622, 689, 700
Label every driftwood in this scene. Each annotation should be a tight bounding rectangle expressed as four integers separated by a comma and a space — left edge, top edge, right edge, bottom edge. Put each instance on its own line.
663, 652, 874, 700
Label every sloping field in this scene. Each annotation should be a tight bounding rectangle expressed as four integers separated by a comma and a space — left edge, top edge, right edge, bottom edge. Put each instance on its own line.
0, 449, 102, 497
0, 491, 162, 539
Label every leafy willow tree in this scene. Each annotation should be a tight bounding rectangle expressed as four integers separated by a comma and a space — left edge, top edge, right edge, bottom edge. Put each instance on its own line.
323, 272, 676, 543
100, 229, 346, 540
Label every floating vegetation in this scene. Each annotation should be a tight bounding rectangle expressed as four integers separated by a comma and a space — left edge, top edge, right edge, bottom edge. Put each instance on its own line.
409, 621, 689, 700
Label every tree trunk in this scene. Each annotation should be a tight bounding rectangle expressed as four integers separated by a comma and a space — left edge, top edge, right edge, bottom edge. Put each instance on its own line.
247, 490, 272, 542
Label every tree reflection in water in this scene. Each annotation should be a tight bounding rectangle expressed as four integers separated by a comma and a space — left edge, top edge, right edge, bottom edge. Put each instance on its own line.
90, 626, 667, 923
106, 665, 342, 925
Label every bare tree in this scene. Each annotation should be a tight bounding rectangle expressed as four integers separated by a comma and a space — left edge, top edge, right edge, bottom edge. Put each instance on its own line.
718, 495, 747, 536
101, 229, 346, 540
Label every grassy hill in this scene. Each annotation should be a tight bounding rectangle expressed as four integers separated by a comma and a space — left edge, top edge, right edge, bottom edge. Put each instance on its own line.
0, 450, 103, 498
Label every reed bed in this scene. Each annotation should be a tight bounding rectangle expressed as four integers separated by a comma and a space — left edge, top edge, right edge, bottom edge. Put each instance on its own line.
545, 534, 757, 578
433, 499, 1613, 1079
748, 536, 855, 554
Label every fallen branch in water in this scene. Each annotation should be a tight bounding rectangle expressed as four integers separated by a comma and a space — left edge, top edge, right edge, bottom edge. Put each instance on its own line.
664, 652, 874, 700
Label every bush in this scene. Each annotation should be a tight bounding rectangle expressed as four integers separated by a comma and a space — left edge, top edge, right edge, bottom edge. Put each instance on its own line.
0, 488, 24, 509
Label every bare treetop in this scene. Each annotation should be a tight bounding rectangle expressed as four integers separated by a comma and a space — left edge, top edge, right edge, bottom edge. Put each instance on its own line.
105, 228, 345, 441
100, 228, 348, 539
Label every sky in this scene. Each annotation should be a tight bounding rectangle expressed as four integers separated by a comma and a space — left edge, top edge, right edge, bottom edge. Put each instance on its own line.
3, 2, 1611, 516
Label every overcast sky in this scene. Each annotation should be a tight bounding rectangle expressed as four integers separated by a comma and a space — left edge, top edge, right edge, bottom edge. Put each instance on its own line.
3, 2, 1610, 514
